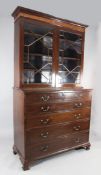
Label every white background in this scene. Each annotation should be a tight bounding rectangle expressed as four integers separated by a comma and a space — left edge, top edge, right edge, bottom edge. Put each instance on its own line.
0, 0, 101, 174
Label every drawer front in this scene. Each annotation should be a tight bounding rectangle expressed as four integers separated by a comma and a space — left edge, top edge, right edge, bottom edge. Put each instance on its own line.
26, 108, 91, 129
25, 100, 91, 114
25, 91, 91, 104
30, 131, 89, 160
27, 119, 90, 144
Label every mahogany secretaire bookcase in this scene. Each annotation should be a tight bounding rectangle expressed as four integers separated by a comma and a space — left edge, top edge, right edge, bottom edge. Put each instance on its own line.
12, 6, 92, 170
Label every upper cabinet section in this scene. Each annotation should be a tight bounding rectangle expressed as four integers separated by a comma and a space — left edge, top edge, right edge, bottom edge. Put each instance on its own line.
12, 6, 88, 88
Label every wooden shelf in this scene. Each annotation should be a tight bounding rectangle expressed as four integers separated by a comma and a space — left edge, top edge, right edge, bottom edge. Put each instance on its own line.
59, 71, 80, 73
24, 31, 53, 38
24, 31, 81, 47
59, 57, 80, 60
24, 68, 52, 71
60, 38, 81, 47
24, 68, 79, 73
24, 53, 80, 60
24, 53, 53, 57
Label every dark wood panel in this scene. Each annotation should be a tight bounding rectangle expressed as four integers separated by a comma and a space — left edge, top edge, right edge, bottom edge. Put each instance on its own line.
25, 100, 91, 114
12, 6, 88, 28
14, 19, 23, 88
13, 89, 25, 157
26, 119, 90, 144
30, 131, 89, 160
12, 7, 87, 32
25, 91, 91, 104
26, 108, 91, 128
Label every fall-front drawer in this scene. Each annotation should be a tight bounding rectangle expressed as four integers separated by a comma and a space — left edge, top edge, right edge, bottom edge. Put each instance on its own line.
26, 108, 91, 129
30, 131, 89, 160
25, 90, 91, 104
25, 100, 91, 114
26, 119, 90, 144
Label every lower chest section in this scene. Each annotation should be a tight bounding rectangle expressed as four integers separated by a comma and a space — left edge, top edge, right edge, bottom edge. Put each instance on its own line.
24, 89, 92, 161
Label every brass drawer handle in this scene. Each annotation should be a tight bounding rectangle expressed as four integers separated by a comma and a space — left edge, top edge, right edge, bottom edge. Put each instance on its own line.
41, 106, 50, 112
40, 145, 48, 152
74, 113, 81, 119
73, 126, 81, 131
74, 102, 83, 108
41, 96, 50, 101
40, 132, 49, 138
40, 119, 50, 125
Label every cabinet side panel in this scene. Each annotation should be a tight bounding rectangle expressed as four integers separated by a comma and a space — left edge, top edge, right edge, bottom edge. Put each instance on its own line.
14, 20, 24, 88
13, 89, 25, 157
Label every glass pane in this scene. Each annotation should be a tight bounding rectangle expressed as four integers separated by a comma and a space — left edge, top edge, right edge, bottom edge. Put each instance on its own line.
58, 30, 82, 84
23, 22, 53, 84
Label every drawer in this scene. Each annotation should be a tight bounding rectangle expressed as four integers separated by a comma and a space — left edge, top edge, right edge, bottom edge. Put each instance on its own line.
26, 119, 90, 144
25, 100, 91, 114
26, 108, 91, 129
25, 91, 91, 104
30, 131, 89, 160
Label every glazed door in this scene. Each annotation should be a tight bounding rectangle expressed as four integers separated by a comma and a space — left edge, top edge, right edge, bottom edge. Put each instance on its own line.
23, 21, 55, 87
56, 30, 83, 87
